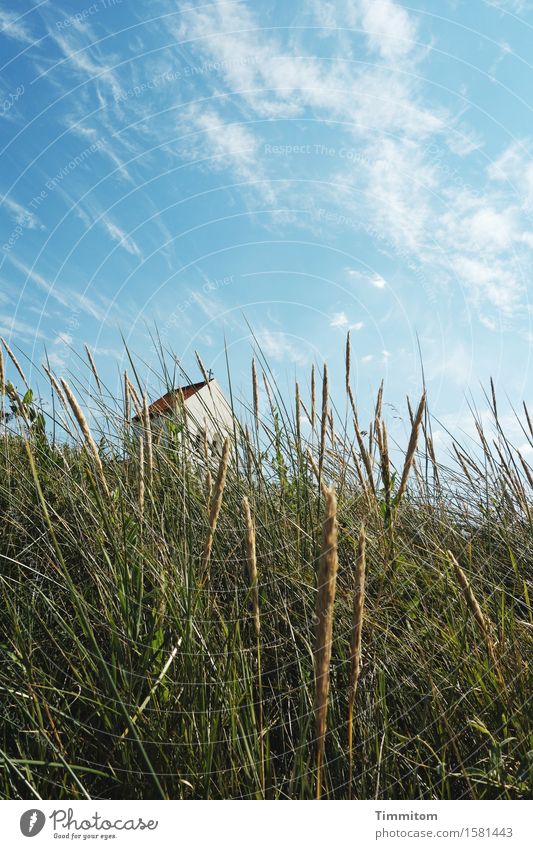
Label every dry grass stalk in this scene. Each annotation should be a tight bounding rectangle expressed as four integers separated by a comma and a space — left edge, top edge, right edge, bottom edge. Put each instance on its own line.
201, 437, 230, 581
262, 371, 274, 417
349, 445, 366, 490
314, 486, 338, 800
375, 380, 384, 424
43, 366, 67, 409
244, 424, 254, 479
517, 452, 533, 489
348, 525, 366, 798
354, 417, 375, 495
328, 409, 335, 447
493, 439, 514, 481
0, 344, 4, 402
205, 467, 213, 503
172, 387, 185, 427
124, 371, 131, 426
424, 424, 439, 484
377, 420, 391, 503
195, 350, 210, 385
307, 449, 328, 497
138, 432, 145, 519
126, 377, 142, 419
252, 358, 259, 429
345, 331, 351, 394
311, 364, 316, 429
447, 551, 503, 682
300, 397, 312, 427
243, 497, 260, 639
490, 377, 498, 419
85, 346, 102, 393
319, 364, 328, 474
295, 382, 301, 448
347, 384, 358, 424
6, 385, 30, 427
406, 395, 414, 426
0, 337, 29, 390
142, 394, 154, 488
60, 378, 110, 497
368, 421, 374, 458
523, 402, 533, 441
453, 444, 476, 488
43, 367, 76, 440
396, 391, 426, 504
243, 495, 265, 794
475, 421, 492, 464
202, 420, 210, 466
453, 442, 484, 480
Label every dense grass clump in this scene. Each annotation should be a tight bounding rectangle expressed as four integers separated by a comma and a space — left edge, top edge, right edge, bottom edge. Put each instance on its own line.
0, 339, 531, 800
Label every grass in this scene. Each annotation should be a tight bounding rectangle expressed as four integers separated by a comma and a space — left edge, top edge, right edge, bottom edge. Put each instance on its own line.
0, 336, 532, 800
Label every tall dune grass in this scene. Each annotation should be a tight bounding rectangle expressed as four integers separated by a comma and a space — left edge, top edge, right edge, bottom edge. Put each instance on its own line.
0, 337, 531, 800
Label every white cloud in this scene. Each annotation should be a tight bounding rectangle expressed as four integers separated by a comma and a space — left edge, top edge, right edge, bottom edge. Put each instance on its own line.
345, 269, 387, 289
467, 206, 517, 251
1, 195, 43, 230
309, 0, 418, 61
4, 255, 119, 324
174, 0, 439, 142
170, 0, 532, 320
451, 255, 521, 312
362, 138, 434, 251
0, 314, 46, 341
101, 216, 143, 259
488, 0, 528, 11
53, 332, 73, 346
330, 311, 349, 328
330, 312, 364, 330
179, 104, 276, 204
487, 141, 533, 201
0, 7, 34, 44
46, 28, 123, 102
256, 328, 308, 365
4, 0, 530, 341
438, 196, 520, 253
190, 291, 241, 332
359, 0, 418, 61
479, 314, 498, 331
46, 350, 67, 369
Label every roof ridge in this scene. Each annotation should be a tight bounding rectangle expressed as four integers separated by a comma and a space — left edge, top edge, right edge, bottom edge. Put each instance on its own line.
132, 379, 211, 421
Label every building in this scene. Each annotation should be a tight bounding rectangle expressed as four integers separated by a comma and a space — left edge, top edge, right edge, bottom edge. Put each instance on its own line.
133, 377, 234, 457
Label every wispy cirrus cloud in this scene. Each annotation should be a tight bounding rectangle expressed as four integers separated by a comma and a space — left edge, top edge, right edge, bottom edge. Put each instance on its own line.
179, 103, 277, 204
100, 215, 143, 259
0, 313, 47, 341
0, 6, 34, 44
4, 254, 122, 325
162, 0, 533, 322
1, 194, 44, 230
256, 327, 309, 365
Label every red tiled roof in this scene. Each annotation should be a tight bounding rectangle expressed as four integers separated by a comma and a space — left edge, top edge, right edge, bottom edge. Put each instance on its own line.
132, 380, 208, 422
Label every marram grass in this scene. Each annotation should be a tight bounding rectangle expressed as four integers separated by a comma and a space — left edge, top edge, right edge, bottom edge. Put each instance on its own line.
0, 338, 531, 800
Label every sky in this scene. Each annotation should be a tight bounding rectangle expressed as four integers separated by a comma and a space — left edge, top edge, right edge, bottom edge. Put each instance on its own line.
1, 0, 532, 453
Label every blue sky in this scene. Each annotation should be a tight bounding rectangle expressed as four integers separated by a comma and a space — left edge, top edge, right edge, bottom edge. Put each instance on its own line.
1, 0, 532, 452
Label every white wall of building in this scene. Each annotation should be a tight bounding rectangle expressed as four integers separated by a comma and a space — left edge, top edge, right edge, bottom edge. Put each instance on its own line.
151, 379, 234, 456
